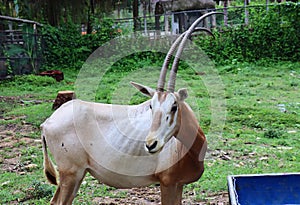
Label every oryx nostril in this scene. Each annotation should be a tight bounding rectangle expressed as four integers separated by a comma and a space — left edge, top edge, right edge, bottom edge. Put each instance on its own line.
146, 141, 158, 152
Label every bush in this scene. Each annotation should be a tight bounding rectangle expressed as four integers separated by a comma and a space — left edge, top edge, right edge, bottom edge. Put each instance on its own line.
25, 180, 53, 200
264, 129, 284, 139
196, 3, 300, 64
2, 74, 56, 87
42, 18, 120, 69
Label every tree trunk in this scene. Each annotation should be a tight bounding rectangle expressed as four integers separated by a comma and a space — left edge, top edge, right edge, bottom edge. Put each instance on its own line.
87, 0, 95, 34
47, 0, 59, 26
155, 2, 163, 35
52, 91, 76, 110
244, 0, 249, 25
133, 0, 139, 32
224, 0, 228, 26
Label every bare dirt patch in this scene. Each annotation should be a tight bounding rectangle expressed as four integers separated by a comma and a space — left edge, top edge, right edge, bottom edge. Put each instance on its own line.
0, 122, 40, 174
92, 187, 228, 205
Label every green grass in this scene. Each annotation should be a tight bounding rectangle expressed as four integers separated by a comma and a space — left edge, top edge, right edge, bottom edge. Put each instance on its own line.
193, 61, 300, 198
0, 60, 299, 203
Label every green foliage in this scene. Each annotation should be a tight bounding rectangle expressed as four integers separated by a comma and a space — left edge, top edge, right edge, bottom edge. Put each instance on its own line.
111, 51, 165, 73
92, 51, 167, 103
3, 74, 56, 87
0, 173, 52, 203
264, 128, 284, 139
25, 180, 53, 200
42, 18, 120, 69
197, 3, 300, 64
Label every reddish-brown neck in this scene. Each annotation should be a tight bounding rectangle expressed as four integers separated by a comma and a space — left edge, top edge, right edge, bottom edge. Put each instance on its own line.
175, 103, 207, 161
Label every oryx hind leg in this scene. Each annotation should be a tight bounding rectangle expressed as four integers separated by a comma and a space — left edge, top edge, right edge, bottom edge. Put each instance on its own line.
51, 168, 86, 205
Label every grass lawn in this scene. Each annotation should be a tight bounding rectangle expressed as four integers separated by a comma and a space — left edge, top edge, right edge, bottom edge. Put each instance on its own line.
0, 60, 299, 204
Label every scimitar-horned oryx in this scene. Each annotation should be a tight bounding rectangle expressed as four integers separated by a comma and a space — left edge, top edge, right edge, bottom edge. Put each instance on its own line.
41, 12, 220, 205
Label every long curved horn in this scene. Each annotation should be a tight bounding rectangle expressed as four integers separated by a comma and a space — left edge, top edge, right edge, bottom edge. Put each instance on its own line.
157, 28, 214, 92
193, 27, 214, 38
157, 32, 185, 92
167, 12, 223, 93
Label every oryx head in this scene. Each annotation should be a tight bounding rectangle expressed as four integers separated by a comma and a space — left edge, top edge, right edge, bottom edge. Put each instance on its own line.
131, 81, 188, 153
131, 12, 221, 154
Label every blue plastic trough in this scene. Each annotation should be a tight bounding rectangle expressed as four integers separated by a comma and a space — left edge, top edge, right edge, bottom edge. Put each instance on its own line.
227, 173, 300, 205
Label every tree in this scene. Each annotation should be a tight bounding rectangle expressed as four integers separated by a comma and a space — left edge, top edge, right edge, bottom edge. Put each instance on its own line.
1, 0, 132, 28
133, 0, 139, 31
87, 0, 95, 34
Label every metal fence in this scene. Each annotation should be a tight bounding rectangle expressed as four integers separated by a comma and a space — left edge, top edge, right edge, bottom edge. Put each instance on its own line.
0, 16, 43, 79
114, 3, 295, 37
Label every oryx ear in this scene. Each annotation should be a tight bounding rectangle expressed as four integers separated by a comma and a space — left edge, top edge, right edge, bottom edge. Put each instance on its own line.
177, 88, 188, 101
130, 81, 155, 97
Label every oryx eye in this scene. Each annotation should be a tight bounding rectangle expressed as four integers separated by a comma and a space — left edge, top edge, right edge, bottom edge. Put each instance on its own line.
149, 104, 152, 109
171, 104, 177, 112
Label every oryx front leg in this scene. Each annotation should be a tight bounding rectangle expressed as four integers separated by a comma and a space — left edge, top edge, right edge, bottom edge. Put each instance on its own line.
160, 183, 183, 205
